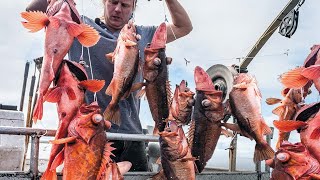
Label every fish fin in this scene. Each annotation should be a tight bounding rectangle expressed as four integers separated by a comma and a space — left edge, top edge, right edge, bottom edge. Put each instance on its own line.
136, 87, 146, 99
279, 67, 309, 88
310, 173, 320, 180
187, 120, 196, 147
310, 127, 320, 139
233, 82, 248, 89
265, 98, 282, 105
122, 82, 145, 99
221, 123, 241, 133
301, 64, 320, 80
104, 104, 121, 125
21, 11, 49, 32
32, 94, 44, 123
97, 143, 117, 180
65, 86, 76, 100
265, 159, 275, 168
44, 87, 62, 103
105, 79, 115, 96
116, 161, 132, 175
124, 39, 137, 47
273, 120, 307, 132
50, 149, 64, 171
76, 24, 100, 47
153, 126, 160, 135
67, 21, 83, 37
272, 105, 285, 116
166, 80, 173, 106
221, 128, 233, 138
150, 22, 167, 49
105, 52, 114, 63
261, 121, 272, 135
253, 143, 275, 163
79, 79, 105, 92
49, 136, 76, 144
41, 169, 57, 180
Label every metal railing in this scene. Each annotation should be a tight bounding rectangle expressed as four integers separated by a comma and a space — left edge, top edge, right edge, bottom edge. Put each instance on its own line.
0, 126, 271, 180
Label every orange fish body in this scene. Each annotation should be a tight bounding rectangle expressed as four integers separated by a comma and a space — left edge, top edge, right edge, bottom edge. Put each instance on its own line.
188, 66, 230, 172
56, 103, 129, 180
104, 21, 140, 125
267, 88, 304, 150
229, 73, 274, 163
270, 142, 320, 180
41, 60, 105, 179
170, 80, 195, 125
21, 1, 100, 122
153, 120, 195, 180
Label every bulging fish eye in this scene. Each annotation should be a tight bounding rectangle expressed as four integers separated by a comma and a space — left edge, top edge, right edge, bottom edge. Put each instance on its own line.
201, 99, 211, 107
276, 152, 290, 162
92, 114, 103, 124
153, 57, 161, 66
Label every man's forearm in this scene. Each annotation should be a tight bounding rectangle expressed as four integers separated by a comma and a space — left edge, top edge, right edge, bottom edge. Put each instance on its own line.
165, 0, 192, 43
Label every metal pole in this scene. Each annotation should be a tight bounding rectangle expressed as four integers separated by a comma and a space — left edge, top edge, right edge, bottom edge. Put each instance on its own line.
265, 127, 274, 173
23, 65, 37, 171
30, 135, 40, 179
19, 61, 30, 111
229, 117, 237, 172
240, 0, 300, 69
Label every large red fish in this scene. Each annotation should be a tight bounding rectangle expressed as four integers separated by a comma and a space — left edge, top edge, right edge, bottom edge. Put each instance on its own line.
138, 23, 172, 134
274, 102, 320, 163
267, 141, 320, 180
104, 21, 141, 125
51, 102, 132, 180
21, 1, 100, 122
266, 88, 305, 150
170, 80, 195, 125
41, 60, 105, 179
188, 66, 231, 172
228, 73, 274, 163
153, 120, 196, 180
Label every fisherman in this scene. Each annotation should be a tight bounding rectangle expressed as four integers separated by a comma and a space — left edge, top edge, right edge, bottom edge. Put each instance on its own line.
26, 0, 192, 171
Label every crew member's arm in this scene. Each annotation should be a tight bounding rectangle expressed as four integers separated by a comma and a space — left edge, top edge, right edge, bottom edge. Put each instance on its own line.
165, 0, 192, 43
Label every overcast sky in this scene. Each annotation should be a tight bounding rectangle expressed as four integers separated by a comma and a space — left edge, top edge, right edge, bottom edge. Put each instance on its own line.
1, 0, 320, 171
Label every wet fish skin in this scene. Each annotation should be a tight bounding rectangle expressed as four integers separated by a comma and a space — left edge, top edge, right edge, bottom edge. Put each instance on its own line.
104, 21, 140, 125
153, 120, 195, 180
229, 73, 274, 163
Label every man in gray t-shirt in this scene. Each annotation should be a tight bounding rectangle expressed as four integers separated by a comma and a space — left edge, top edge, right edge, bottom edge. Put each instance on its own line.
26, 0, 192, 171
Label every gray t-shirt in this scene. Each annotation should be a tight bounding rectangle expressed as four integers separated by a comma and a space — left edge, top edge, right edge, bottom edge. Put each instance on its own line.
69, 16, 156, 134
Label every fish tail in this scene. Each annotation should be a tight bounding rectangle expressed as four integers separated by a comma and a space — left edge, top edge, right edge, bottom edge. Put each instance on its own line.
273, 120, 307, 132
279, 67, 309, 89
79, 79, 105, 92
41, 169, 57, 180
104, 104, 121, 126
253, 143, 275, 163
76, 24, 100, 47
32, 94, 44, 123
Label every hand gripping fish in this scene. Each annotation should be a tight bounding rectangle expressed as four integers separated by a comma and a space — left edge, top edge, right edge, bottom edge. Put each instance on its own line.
21, 1, 100, 123
49, 102, 132, 180
273, 102, 320, 163
153, 120, 196, 180
267, 141, 320, 180
103, 21, 142, 125
266, 88, 305, 150
137, 23, 172, 134
227, 73, 274, 163
188, 66, 231, 172
41, 60, 105, 179
169, 80, 195, 126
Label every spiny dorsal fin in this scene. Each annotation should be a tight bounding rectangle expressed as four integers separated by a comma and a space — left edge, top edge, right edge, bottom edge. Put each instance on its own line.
166, 80, 173, 106
187, 119, 196, 148
97, 142, 116, 180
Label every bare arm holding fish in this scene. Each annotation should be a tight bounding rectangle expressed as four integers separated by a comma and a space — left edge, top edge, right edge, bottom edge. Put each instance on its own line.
165, 0, 193, 43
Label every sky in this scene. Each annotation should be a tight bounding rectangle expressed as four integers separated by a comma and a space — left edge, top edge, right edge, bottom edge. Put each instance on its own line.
1, 0, 320, 171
